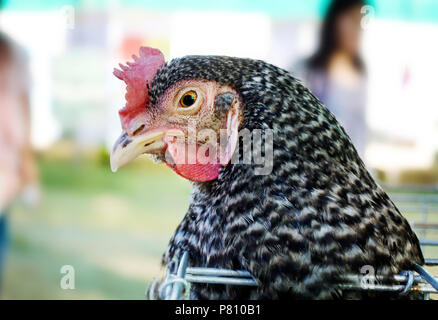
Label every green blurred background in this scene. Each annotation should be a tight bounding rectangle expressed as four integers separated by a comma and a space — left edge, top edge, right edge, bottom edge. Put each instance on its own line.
4, 151, 191, 299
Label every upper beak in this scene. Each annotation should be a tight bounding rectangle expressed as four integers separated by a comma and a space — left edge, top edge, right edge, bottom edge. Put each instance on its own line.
110, 128, 182, 172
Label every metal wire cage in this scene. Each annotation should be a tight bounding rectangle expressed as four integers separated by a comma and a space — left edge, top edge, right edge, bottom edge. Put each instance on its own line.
148, 251, 438, 300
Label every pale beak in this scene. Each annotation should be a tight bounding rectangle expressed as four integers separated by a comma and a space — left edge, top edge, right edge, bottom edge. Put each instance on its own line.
110, 129, 183, 172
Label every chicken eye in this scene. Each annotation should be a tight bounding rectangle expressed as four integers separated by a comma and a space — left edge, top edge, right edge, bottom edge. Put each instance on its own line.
180, 90, 197, 108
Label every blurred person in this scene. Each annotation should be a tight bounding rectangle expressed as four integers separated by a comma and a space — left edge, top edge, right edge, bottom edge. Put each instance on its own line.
292, 0, 368, 159
0, 31, 38, 292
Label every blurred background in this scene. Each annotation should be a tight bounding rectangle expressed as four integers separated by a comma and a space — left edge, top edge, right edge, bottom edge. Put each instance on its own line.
0, 0, 437, 299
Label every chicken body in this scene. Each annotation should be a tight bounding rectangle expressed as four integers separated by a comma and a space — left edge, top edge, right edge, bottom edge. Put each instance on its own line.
111, 51, 424, 299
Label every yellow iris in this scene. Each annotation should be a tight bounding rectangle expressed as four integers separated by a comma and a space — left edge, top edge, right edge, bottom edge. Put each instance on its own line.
180, 90, 198, 108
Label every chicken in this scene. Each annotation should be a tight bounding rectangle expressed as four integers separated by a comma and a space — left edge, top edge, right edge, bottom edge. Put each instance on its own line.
110, 47, 424, 299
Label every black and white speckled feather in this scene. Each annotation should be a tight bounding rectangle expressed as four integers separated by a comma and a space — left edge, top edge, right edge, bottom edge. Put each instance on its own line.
149, 55, 423, 299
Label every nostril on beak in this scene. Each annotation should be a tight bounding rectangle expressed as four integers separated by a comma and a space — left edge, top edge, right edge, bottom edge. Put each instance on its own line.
144, 141, 154, 147
132, 124, 145, 136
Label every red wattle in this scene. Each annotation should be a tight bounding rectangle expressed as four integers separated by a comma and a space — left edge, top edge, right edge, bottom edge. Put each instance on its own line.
164, 137, 221, 182
166, 162, 221, 182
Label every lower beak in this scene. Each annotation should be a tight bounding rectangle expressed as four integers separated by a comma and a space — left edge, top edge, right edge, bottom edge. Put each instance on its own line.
110, 129, 182, 172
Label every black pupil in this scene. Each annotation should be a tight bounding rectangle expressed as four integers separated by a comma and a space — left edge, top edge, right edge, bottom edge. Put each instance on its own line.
182, 93, 195, 106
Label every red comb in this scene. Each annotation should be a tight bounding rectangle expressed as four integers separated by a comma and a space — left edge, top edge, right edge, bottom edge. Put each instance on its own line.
113, 47, 165, 130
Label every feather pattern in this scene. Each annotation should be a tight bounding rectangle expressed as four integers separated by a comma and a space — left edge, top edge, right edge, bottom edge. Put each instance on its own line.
148, 55, 423, 299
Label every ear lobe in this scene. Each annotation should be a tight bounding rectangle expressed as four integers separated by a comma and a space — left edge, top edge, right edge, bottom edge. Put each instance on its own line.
220, 98, 240, 166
